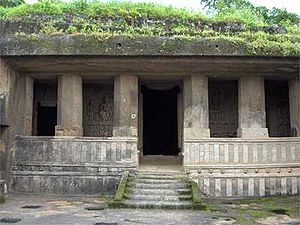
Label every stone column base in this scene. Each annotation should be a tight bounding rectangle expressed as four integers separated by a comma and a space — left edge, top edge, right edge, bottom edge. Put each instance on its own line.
237, 128, 268, 138
55, 126, 83, 136
184, 128, 210, 139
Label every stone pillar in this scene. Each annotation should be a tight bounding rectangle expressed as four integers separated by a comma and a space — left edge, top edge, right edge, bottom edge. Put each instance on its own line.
55, 74, 83, 136
113, 75, 138, 137
16, 75, 34, 136
238, 76, 268, 138
289, 75, 300, 136
183, 75, 210, 139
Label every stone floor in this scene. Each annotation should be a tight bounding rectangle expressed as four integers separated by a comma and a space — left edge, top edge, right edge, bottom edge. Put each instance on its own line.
0, 194, 213, 225
138, 155, 183, 172
0, 194, 299, 225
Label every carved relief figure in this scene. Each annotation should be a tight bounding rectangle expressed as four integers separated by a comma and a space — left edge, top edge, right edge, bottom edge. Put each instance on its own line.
83, 84, 114, 137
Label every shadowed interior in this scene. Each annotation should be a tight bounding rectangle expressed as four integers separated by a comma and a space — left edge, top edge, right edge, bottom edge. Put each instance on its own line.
142, 86, 179, 156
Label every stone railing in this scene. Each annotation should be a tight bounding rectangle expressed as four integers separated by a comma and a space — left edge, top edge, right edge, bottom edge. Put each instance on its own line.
11, 136, 138, 195
184, 138, 300, 198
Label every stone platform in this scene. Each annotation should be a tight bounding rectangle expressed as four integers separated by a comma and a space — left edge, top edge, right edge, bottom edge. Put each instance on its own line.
7, 136, 300, 199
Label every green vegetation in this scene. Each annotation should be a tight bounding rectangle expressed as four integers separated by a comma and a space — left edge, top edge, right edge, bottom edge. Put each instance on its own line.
0, 196, 5, 203
113, 171, 129, 202
190, 179, 206, 210
0, 0, 24, 8
0, 0, 299, 56
0, 0, 207, 21
201, 0, 300, 26
108, 171, 128, 208
205, 195, 300, 225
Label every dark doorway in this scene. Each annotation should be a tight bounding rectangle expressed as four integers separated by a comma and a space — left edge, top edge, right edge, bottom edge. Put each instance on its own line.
36, 103, 57, 136
142, 86, 179, 155
265, 80, 291, 137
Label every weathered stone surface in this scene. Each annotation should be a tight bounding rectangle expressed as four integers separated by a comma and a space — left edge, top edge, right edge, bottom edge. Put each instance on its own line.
209, 81, 238, 137
113, 75, 138, 137
184, 138, 300, 198
184, 138, 300, 165
15, 75, 34, 136
0, 35, 249, 56
289, 74, 300, 137
238, 76, 268, 138
56, 74, 83, 136
0, 193, 215, 225
83, 83, 114, 137
0, 95, 7, 126
0, 59, 20, 184
84, 203, 107, 210
123, 171, 194, 209
11, 136, 138, 194
212, 21, 246, 32
183, 75, 210, 139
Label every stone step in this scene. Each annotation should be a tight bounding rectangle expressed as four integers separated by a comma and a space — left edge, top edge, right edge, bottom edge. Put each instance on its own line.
123, 200, 193, 210
126, 194, 192, 201
116, 171, 197, 210
132, 175, 187, 180
127, 187, 192, 195
132, 173, 187, 180
134, 171, 185, 177
129, 178, 188, 184
128, 182, 190, 189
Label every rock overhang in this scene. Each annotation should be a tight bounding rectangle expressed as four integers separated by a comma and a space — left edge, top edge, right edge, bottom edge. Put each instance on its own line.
0, 18, 299, 57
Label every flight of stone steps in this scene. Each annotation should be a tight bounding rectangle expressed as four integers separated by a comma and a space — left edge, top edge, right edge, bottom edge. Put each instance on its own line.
123, 171, 194, 209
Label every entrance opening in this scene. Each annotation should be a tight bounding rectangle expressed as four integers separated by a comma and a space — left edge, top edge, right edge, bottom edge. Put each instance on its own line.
265, 80, 291, 137
33, 82, 57, 136
142, 85, 179, 155
36, 103, 57, 136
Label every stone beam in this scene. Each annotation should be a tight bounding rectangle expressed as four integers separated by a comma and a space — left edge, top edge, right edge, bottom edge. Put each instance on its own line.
55, 74, 83, 136
113, 75, 138, 137
183, 75, 210, 139
289, 74, 300, 137
238, 76, 268, 138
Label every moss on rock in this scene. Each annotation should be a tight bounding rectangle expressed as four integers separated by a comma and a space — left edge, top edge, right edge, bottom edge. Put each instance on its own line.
108, 171, 129, 208
190, 179, 206, 210
2, 32, 299, 56
0, 196, 4, 203
0, 1, 299, 57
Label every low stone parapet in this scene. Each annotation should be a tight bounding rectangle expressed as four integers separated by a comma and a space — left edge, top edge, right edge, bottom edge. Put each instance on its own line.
184, 138, 300, 198
10, 136, 138, 195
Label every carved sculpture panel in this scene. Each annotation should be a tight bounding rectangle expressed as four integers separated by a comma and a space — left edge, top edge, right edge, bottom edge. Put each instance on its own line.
209, 81, 238, 137
83, 84, 113, 137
